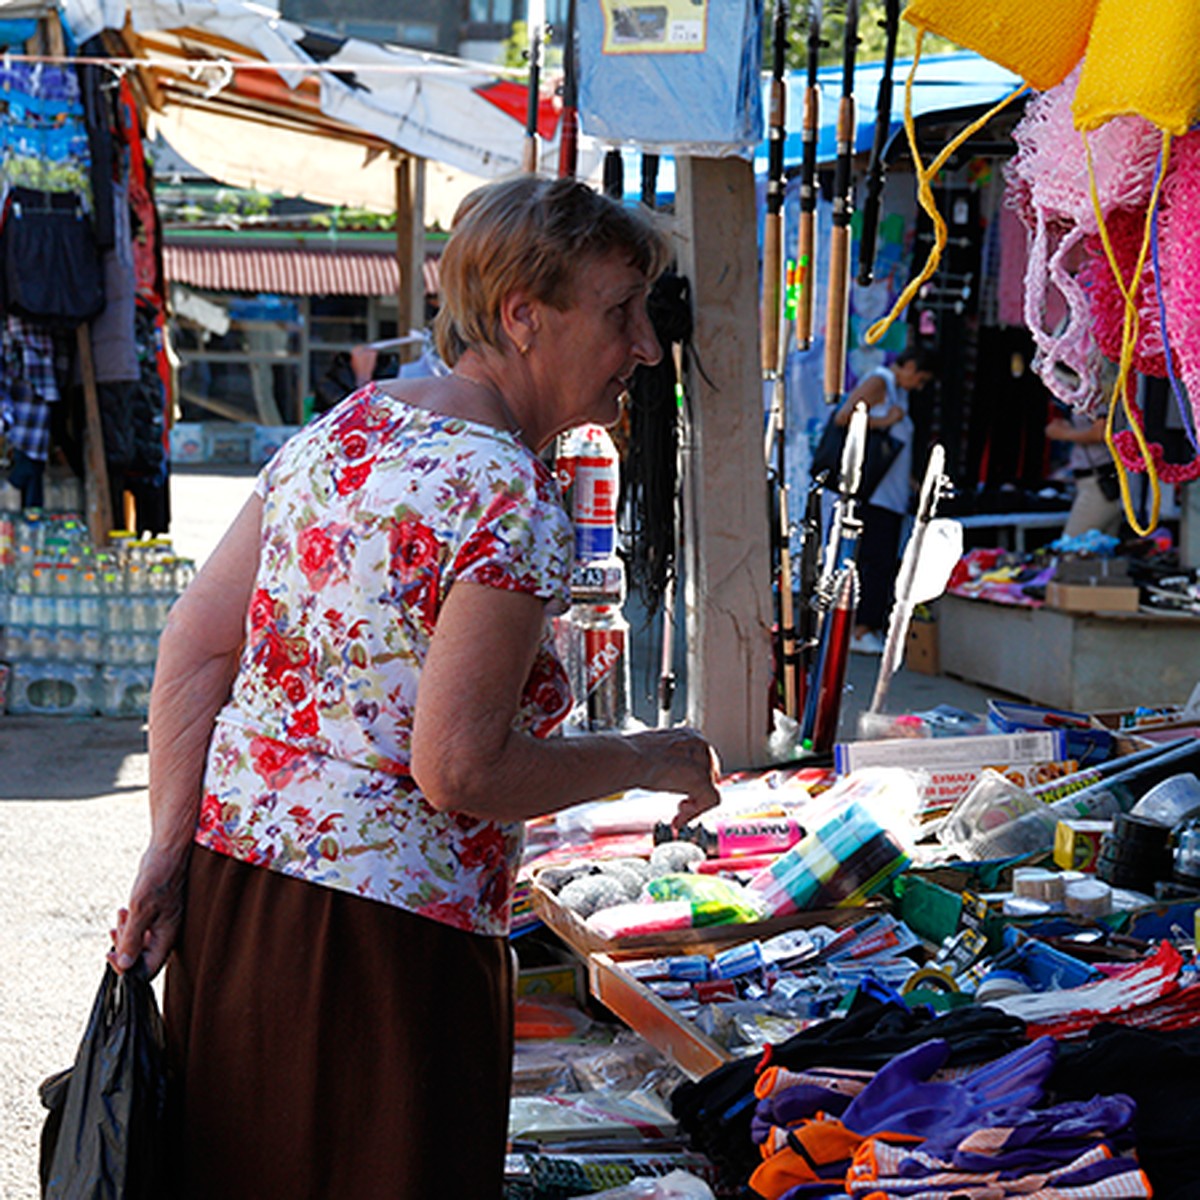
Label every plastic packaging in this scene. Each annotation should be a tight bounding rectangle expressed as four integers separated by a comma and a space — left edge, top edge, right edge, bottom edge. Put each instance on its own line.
937, 769, 1060, 861
745, 801, 910, 917
1131, 773, 1200, 827
584, 1170, 716, 1200
577, 0, 763, 154
644, 873, 764, 926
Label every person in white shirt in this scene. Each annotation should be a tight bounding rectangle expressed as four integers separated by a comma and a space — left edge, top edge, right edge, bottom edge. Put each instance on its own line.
832, 346, 937, 655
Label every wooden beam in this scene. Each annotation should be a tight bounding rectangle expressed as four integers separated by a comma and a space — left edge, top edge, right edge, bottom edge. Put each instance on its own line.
394, 155, 426, 363
77, 327, 114, 547
674, 156, 774, 769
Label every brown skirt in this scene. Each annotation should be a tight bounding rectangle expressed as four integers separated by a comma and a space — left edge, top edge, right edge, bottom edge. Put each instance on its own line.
165, 846, 514, 1199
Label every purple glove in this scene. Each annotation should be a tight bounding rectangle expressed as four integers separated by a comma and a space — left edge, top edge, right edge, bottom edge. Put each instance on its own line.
752, 1082, 858, 1145
840, 1036, 1056, 1143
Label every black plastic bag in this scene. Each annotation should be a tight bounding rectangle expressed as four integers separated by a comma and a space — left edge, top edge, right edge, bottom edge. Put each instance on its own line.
810, 413, 903, 500
39, 963, 169, 1199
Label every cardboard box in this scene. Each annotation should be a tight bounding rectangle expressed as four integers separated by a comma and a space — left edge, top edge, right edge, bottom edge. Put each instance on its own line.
1045, 581, 1140, 614
1054, 818, 1111, 872
906, 620, 940, 674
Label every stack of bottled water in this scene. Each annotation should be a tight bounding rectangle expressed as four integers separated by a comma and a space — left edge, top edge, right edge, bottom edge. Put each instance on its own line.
0, 509, 194, 718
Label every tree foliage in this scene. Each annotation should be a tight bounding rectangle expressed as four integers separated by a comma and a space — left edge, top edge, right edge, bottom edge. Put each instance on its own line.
768, 1, 956, 69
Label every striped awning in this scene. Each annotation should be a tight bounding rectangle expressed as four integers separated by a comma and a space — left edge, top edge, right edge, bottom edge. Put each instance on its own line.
164, 245, 404, 297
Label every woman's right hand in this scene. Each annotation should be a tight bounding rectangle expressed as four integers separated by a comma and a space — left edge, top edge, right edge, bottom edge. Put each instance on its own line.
108, 844, 189, 978
631, 726, 723, 834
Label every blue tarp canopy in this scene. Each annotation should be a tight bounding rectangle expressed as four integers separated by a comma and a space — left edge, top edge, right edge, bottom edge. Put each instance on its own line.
766, 50, 1025, 171
623, 52, 1023, 202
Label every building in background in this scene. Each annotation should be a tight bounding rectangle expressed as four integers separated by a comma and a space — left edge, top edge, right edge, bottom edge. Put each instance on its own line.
275, 0, 571, 63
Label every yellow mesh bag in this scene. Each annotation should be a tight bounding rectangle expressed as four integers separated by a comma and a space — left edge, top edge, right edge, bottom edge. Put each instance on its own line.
901, 0, 1097, 91
1073, 0, 1200, 135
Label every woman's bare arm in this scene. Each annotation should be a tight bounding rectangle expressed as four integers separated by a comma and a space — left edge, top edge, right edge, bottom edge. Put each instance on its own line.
111, 495, 264, 974
411, 582, 720, 827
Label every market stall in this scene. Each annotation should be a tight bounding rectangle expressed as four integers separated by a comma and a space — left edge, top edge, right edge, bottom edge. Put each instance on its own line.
494, 1, 1200, 1197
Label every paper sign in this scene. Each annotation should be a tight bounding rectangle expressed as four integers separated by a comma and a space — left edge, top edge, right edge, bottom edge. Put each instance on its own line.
601, 0, 708, 54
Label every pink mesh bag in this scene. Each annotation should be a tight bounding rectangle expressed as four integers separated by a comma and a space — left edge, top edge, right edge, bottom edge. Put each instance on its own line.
1006, 67, 1161, 411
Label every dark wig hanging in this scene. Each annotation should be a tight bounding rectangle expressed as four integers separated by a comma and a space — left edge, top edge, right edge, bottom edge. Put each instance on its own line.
622, 269, 693, 615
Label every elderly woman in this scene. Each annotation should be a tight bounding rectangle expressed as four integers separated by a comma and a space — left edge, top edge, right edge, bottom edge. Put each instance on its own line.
111, 177, 721, 1198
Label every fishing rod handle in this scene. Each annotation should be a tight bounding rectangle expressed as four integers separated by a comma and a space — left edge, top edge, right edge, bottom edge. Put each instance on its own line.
762, 212, 784, 376
823, 224, 851, 401
557, 109, 578, 179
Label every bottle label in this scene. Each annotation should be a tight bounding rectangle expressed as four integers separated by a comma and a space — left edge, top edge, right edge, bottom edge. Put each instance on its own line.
583, 624, 627, 730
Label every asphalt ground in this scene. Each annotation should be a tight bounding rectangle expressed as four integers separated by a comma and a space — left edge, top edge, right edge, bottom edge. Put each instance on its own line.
0, 463, 993, 1199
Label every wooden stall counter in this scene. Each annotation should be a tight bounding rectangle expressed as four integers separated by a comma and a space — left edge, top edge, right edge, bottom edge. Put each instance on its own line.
938, 594, 1200, 712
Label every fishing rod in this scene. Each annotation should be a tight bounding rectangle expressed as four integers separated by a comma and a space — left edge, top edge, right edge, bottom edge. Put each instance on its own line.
795, 0, 822, 350
857, 0, 900, 286
522, 0, 545, 173
557, 0, 578, 179
799, 400, 867, 745
866, 443, 959, 718
822, 0, 858, 406
761, 0, 803, 719
762, 0, 789, 379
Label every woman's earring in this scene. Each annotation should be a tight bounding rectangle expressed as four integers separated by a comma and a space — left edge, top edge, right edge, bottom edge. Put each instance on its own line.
519, 341, 531, 356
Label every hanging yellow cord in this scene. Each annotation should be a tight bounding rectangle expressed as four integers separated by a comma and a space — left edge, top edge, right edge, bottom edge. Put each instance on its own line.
1085, 131, 1171, 536
865, 28, 1029, 346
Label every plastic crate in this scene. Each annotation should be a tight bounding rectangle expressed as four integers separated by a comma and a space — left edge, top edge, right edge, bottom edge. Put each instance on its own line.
6, 660, 98, 716
251, 424, 301, 466
202, 422, 253, 465
169, 422, 205, 464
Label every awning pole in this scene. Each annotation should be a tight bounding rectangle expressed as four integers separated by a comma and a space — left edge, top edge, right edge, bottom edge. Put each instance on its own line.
394, 155, 426, 363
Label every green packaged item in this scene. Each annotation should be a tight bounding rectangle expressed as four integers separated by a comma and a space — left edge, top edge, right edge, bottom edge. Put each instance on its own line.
644, 873, 764, 926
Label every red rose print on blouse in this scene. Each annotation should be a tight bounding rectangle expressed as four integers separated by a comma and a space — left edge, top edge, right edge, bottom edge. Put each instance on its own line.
248, 735, 306, 790
197, 384, 573, 937
389, 519, 441, 582
296, 524, 338, 590
335, 457, 375, 496
249, 588, 276, 632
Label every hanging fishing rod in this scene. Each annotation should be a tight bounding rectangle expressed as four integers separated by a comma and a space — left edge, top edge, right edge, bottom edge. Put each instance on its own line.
857, 0, 900, 286
761, 0, 804, 719
557, 0, 578, 179
762, 0, 789, 379
822, 0, 858, 406
522, 0, 545, 173
795, 0, 822, 350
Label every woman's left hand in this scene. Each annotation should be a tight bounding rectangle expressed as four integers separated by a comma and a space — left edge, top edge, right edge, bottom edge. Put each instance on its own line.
109, 843, 189, 977
626, 726, 722, 833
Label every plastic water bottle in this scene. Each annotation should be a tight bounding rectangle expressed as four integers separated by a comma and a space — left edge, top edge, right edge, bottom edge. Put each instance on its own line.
571, 424, 620, 562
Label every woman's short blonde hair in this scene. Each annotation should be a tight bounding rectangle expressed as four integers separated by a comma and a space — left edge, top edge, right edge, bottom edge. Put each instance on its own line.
434, 176, 670, 365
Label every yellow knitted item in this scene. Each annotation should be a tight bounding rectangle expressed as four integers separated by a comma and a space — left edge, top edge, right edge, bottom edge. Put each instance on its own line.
1074, 0, 1200, 135
902, 0, 1097, 91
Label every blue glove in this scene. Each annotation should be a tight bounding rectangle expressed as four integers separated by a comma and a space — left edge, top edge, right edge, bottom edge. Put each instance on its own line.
840, 1035, 1056, 1143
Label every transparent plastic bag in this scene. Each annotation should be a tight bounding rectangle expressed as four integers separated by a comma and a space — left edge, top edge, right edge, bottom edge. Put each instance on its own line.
585, 1169, 716, 1199
936, 769, 1058, 860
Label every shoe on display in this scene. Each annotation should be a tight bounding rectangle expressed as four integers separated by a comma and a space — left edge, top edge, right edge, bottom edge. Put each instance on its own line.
849, 630, 885, 655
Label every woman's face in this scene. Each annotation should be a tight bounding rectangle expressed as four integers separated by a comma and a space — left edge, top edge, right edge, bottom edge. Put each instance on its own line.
535, 252, 662, 430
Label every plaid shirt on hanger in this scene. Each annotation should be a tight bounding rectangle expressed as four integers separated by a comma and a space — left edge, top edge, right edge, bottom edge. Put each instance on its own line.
0, 314, 61, 462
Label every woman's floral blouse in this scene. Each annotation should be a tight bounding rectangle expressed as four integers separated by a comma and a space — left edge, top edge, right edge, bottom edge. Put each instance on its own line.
195, 383, 573, 936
